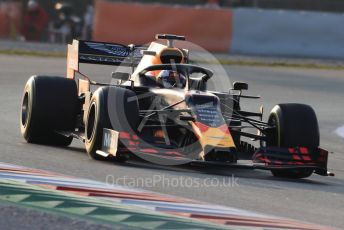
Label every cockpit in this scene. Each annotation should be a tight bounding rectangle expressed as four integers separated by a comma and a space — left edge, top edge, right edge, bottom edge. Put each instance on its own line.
136, 64, 213, 91
141, 70, 186, 89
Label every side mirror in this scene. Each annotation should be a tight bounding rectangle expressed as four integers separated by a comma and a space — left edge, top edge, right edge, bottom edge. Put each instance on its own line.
112, 72, 130, 81
201, 74, 211, 82
233, 81, 248, 91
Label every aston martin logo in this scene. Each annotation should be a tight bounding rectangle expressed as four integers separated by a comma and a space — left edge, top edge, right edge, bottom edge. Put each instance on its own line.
84, 42, 144, 58
85, 42, 129, 57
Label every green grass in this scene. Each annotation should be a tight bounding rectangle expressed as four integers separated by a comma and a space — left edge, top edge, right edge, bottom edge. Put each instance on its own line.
0, 50, 65, 58
224, 60, 344, 70
1, 49, 343, 70
193, 59, 344, 70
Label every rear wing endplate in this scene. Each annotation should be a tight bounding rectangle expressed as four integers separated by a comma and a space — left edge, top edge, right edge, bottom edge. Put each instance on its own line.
67, 40, 146, 79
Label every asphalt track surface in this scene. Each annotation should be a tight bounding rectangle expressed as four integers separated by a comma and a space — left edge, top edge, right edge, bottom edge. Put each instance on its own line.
0, 55, 343, 228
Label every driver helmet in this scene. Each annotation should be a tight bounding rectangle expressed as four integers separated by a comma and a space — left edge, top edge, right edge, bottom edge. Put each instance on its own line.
157, 70, 186, 89
28, 0, 39, 11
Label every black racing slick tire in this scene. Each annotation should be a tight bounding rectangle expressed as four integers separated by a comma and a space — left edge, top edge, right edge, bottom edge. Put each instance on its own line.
20, 76, 78, 146
85, 86, 139, 160
267, 103, 319, 179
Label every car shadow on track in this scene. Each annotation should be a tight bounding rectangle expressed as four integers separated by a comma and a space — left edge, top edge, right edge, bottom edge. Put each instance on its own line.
121, 157, 332, 185
62, 145, 341, 193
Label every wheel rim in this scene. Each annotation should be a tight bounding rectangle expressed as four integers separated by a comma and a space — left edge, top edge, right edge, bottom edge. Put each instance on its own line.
86, 103, 96, 141
267, 115, 279, 146
21, 92, 29, 127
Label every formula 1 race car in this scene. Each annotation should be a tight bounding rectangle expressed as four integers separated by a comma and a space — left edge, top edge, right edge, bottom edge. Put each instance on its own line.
20, 34, 333, 179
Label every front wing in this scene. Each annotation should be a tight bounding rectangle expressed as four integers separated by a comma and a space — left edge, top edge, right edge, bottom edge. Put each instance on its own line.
97, 129, 333, 176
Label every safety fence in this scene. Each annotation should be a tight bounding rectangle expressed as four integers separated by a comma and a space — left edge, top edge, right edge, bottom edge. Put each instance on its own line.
1, 1, 343, 59
93, 1, 344, 59
93, 1, 232, 52
231, 8, 344, 59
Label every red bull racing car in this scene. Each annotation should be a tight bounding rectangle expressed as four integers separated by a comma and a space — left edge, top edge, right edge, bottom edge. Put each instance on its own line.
20, 34, 333, 179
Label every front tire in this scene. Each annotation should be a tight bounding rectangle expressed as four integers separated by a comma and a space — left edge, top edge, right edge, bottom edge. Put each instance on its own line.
85, 87, 139, 160
267, 103, 319, 179
20, 76, 78, 146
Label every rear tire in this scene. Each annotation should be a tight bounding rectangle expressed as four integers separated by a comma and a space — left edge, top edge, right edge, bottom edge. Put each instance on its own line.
20, 76, 78, 146
267, 103, 319, 179
85, 87, 139, 160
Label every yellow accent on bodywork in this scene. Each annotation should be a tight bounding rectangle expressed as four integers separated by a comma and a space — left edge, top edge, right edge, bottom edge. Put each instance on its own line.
191, 123, 236, 149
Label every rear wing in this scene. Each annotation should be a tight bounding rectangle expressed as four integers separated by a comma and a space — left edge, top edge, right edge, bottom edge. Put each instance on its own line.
67, 40, 146, 79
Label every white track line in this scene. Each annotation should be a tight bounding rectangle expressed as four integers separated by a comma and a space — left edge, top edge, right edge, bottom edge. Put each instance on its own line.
335, 125, 344, 138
